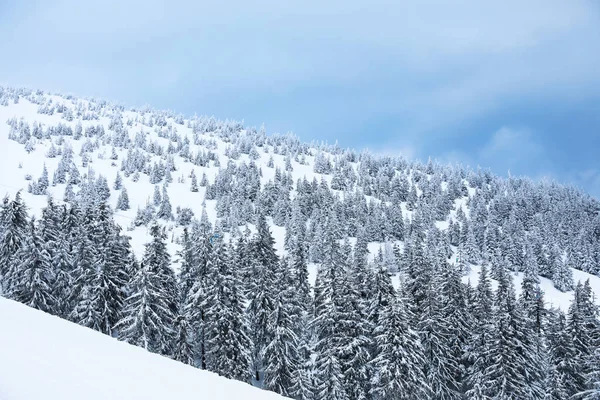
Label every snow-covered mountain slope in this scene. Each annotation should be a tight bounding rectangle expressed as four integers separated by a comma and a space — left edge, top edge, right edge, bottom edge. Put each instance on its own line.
0, 296, 286, 400
461, 265, 600, 311
0, 86, 599, 312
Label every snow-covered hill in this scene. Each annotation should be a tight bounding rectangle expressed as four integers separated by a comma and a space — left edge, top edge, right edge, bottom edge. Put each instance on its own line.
0, 85, 598, 312
0, 296, 286, 400
2, 86, 600, 400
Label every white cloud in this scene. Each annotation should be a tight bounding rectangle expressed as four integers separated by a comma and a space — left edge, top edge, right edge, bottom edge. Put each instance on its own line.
435, 127, 546, 176
368, 144, 417, 160
478, 127, 543, 172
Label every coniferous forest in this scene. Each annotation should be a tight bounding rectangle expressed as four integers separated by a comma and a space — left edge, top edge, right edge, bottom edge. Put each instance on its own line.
0, 86, 599, 399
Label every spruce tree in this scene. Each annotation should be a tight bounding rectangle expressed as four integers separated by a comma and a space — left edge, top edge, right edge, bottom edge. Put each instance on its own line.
117, 259, 176, 355
263, 275, 302, 397
369, 295, 429, 400
116, 187, 130, 211
71, 203, 130, 335
156, 185, 172, 220
0, 192, 29, 294
113, 171, 123, 190
173, 310, 194, 365
52, 229, 74, 318
247, 212, 279, 382
480, 268, 536, 399
417, 264, 462, 400
153, 185, 161, 206
466, 264, 494, 398
202, 239, 253, 382
9, 219, 55, 314
312, 213, 350, 400
190, 170, 199, 192
546, 307, 579, 397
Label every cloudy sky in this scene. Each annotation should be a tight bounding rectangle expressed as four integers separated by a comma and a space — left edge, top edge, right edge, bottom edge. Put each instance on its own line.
1, 0, 599, 196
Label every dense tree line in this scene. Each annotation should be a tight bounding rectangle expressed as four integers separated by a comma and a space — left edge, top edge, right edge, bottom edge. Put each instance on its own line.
1, 192, 599, 399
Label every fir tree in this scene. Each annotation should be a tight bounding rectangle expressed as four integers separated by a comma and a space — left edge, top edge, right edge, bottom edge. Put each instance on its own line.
190, 170, 199, 192
117, 259, 176, 355
202, 239, 253, 382
546, 307, 580, 397
0, 192, 29, 294
52, 229, 75, 318
113, 171, 123, 190
117, 225, 177, 356
370, 295, 429, 400
116, 187, 130, 211
173, 310, 194, 366
153, 185, 161, 206
247, 212, 279, 382
9, 219, 55, 314
156, 185, 172, 220
480, 268, 538, 399
263, 275, 302, 397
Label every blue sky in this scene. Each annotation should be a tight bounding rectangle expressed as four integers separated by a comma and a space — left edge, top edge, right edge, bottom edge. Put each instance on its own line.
1, 0, 599, 197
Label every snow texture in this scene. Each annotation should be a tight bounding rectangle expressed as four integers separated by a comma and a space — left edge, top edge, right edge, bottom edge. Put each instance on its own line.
0, 296, 286, 400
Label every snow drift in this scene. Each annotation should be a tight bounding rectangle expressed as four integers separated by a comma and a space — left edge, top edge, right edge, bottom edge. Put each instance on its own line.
0, 296, 286, 400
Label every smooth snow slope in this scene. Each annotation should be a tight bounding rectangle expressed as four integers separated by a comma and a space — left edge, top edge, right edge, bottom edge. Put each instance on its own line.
0, 297, 286, 400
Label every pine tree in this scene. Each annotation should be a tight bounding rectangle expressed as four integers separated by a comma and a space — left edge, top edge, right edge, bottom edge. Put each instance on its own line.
438, 261, 471, 398
566, 280, 600, 396
177, 227, 196, 303
153, 185, 161, 206
116, 187, 130, 211
190, 170, 199, 192
117, 225, 177, 356
247, 212, 279, 382
417, 264, 462, 400
116, 259, 176, 355
312, 213, 350, 400
202, 239, 253, 382
113, 171, 123, 190
546, 307, 580, 397
36, 164, 49, 194
404, 237, 433, 321
173, 310, 194, 365
479, 268, 535, 399
577, 347, 600, 399
553, 252, 574, 292
183, 212, 213, 370
52, 228, 74, 318
544, 364, 569, 400
369, 295, 429, 400
9, 219, 55, 314
70, 203, 130, 335
466, 264, 494, 397
263, 275, 302, 397
156, 185, 172, 220
518, 254, 546, 399
335, 242, 373, 400
287, 228, 311, 312
0, 192, 29, 294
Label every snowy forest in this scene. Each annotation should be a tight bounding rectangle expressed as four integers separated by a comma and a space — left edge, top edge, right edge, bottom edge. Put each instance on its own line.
0, 85, 599, 399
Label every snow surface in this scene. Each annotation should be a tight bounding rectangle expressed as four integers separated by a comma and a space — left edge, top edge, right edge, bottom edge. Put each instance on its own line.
0, 296, 286, 400
462, 264, 600, 311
